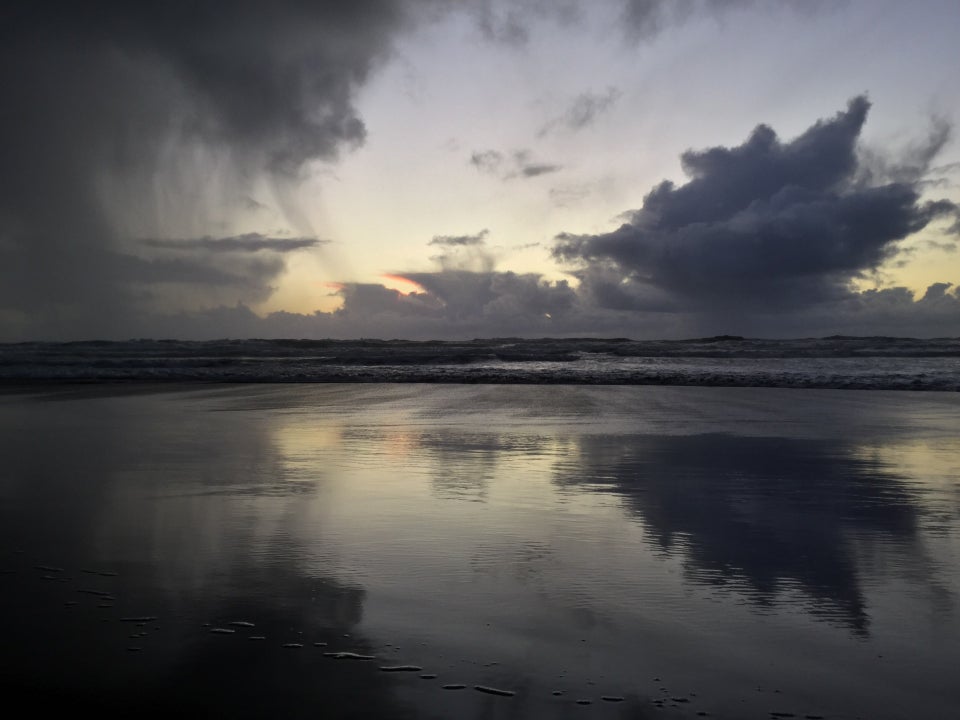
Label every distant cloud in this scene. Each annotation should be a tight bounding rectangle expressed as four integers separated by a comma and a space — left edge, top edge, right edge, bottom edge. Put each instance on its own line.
519, 162, 563, 178
473, 4, 530, 45
548, 184, 593, 208
143, 233, 324, 253
618, 1, 836, 45
538, 87, 621, 136
510, 150, 562, 178
857, 115, 953, 186
553, 96, 960, 313
930, 161, 960, 177
428, 229, 490, 247
924, 239, 957, 253
469, 0, 772, 49
621, 0, 751, 41
470, 150, 505, 174
100, 276, 960, 342
470, 148, 562, 180
427, 229, 497, 274
469, 0, 581, 47
384, 270, 578, 326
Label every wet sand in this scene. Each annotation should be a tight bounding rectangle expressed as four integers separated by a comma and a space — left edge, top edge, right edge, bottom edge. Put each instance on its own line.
1, 384, 959, 719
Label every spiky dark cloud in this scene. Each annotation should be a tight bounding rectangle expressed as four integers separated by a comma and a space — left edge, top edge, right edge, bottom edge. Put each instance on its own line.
553, 97, 959, 312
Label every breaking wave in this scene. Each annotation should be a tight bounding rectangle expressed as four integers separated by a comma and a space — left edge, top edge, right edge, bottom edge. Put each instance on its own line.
1, 336, 958, 390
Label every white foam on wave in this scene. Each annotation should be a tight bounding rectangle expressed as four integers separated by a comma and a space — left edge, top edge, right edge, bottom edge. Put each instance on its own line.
3, 338, 957, 389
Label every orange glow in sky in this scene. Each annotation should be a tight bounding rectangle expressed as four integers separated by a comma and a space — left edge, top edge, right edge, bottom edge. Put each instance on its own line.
380, 274, 426, 296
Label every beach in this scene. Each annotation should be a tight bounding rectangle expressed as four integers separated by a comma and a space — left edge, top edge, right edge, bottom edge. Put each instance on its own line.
1, 383, 958, 719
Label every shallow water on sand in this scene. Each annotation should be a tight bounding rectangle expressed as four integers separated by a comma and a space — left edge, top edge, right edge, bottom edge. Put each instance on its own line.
1, 384, 958, 719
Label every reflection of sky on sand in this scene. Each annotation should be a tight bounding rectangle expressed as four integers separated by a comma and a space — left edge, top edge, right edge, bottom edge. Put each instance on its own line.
1, 385, 959, 719
0, 392, 399, 718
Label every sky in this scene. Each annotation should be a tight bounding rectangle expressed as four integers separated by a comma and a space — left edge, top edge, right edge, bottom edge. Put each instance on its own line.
1, 0, 959, 340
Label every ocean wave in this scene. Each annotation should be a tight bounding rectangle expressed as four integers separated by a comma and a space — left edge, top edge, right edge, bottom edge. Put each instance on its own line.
1, 337, 958, 390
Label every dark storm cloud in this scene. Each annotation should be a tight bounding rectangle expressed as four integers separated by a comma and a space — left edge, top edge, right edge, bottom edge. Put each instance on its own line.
554, 97, 960, 312
143, 233, 324, 253
538, 87, 621, 137
428, 229, 490, 247
0, 0, 425, 338
470, 149, 562, 180
2, 1, 411, 174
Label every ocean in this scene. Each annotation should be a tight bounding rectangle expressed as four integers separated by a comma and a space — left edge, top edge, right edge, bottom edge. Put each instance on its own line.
2, 335, 959, 388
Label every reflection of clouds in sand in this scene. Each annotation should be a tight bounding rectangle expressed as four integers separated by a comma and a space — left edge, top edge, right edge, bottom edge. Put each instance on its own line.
0, 392, 413, 719
419, 431, 498, 502
328, 425, 569, 504
415, 431, 575, 504
550, 433, 946, 636
6, 392, 361, 612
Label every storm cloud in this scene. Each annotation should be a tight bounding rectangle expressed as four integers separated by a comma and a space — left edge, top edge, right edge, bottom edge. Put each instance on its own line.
554, 97, 960, 312
0, 1, 424, 338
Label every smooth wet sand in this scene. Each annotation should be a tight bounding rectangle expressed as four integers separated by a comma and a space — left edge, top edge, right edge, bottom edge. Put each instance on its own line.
1, 384, 958, 719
